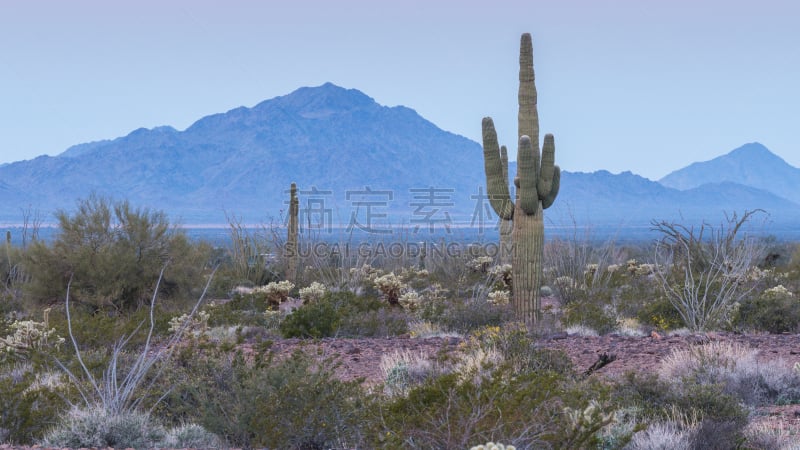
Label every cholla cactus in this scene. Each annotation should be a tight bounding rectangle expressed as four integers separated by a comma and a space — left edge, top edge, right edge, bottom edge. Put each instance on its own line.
563, 400, 617, 447
167, 310, 210, 335
0, 317, 65, 356
487, 290, 511, 305
374, 272, 405, 306
399, 291, 422, 311
299, 281, 327, 304
255, 280, 295, 308
470, 442, 517, 450
467, 256, 494, 273
349, 264, 385, 283
488, 263, 513, 289
762, 284, 794, 299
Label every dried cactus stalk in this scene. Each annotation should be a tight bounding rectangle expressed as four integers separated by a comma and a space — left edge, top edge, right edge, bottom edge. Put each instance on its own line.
285, 182, 299, 283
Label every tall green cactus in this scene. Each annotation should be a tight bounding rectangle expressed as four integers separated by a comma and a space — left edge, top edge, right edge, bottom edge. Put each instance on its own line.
481, 33, 561, 324
285, 182, 299, 283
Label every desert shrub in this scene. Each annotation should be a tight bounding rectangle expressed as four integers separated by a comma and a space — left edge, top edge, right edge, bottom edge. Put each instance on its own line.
659, 341, 800, 406
562, 300, 618, 335
40, 406, 222, 449
734, 285, 800, 333
41, 407, 167, 449
193, 350, 369, 449
688, 419, 746, 450
0, 363, 67, 443
337, 307, 409, 337
652, 211, 765, 331
160, 423, 224, 449
612, 372, 748, 427
468, 324, 574, 376
380, 349, 442, 396
22, 195, 211, 312
278, 290, 408, 338
377, 366, 614, 449
279, 298, 339, 338
207, 291, 272, 327
437, 298, 514, 333
46, 303, 172, 350
637, 297, 685, 331
626, 421, 692, 450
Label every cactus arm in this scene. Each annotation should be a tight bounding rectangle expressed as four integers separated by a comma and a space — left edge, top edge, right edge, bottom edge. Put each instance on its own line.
517, 135, 540, 215
500, 145, 509, 189
482, 117, 514, 220
542, 165, 560, 209
537, 133, 556, 198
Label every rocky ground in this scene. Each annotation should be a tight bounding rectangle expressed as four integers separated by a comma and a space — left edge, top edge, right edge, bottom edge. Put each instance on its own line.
253, 331, 800, 434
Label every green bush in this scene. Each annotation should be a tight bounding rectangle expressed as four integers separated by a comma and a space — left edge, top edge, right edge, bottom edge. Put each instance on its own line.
734, 286, 800, 333
192, 350, 369, 449
562, 300, 618, 335
207, 291, 272, 328
0, 364, 67, 443
612, 372, 748, 426
377, 366, 614, 449
279, 298, 339, 338
22, 195, 211, 312
637, 297, 685, 331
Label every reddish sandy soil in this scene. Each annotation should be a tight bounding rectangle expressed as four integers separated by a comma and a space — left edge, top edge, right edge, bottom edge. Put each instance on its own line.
254, 331, 800, 433
5, 332, 799, 449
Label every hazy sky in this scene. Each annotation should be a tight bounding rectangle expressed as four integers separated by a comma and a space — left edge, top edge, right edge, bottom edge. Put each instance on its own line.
1, 0, 798, 180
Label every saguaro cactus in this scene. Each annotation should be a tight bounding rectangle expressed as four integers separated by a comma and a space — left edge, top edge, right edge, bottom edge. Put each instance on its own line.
285, 182, 299, 283
481, 33, 561, 324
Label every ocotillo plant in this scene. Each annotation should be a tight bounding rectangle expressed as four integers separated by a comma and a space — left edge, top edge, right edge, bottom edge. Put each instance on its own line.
481, 33, 561, 324
285, 182, 299, 284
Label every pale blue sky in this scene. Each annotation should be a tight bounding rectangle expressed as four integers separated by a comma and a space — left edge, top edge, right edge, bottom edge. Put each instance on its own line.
1, 0, 798, 180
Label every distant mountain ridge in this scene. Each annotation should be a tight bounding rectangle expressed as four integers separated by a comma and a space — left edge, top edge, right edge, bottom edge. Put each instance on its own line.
0, 83, 798, 237
659, 142, 800, 205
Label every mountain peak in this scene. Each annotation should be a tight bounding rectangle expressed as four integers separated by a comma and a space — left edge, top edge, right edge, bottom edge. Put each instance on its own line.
726, 142, 788, 165
262, 82, 378, 116
659, 142, 800, 204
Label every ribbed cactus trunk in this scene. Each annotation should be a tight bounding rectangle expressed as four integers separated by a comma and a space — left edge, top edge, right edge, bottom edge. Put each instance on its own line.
513, 204, 545, 324
480, 33, 561, 325
498, 145, 513, 266
285, 182, 299, 283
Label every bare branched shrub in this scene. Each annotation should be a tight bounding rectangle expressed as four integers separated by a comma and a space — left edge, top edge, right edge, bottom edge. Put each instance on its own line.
652, 210, 766, 331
